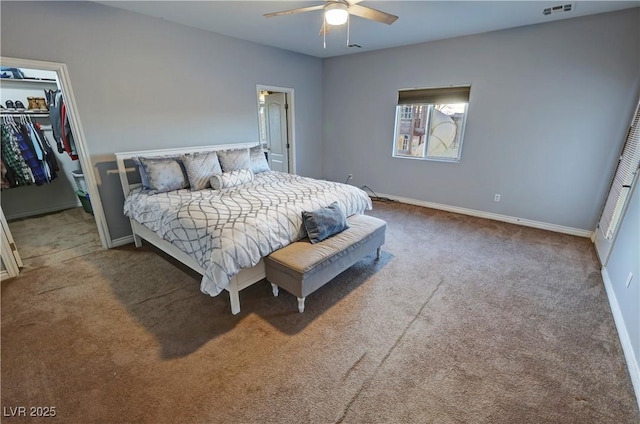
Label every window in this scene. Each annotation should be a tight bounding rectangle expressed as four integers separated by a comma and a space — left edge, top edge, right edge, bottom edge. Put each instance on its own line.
392, 86, 470, 162
598, 100, 639, 240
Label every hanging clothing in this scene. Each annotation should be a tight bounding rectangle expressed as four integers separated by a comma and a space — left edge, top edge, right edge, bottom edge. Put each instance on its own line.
47, 89, 77, 160
1, 121, 34, 187
0, 116, 59, 189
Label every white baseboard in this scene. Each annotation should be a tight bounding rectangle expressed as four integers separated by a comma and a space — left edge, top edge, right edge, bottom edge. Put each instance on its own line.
5, 201, 82, 221
110, 235, 134, 247
0, 270, 10, 281
601, 267, 640, 410
375, 193, 593, 238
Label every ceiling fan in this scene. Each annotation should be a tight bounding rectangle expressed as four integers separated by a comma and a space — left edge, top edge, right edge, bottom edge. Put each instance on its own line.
264, 0, 398, 37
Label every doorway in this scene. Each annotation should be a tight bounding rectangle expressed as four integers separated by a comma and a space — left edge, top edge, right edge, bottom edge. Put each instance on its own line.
256, 85, 295, 174
0, 57, 109, 279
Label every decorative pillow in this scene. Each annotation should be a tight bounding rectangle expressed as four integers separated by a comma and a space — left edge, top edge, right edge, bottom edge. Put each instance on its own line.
210, 169, 254, 190
217, 148, 251, 172
132, 157, 150, 190
250, 145, 271, 174
302, 202, 349, 244
138, 157, 189, 193
181, 151, 222, 191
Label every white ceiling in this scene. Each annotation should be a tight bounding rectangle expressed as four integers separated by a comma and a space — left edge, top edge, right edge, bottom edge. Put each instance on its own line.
97, 1, 639, 58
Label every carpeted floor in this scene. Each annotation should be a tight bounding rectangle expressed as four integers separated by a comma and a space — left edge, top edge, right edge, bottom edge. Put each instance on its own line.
6, 207, 102, 270
1, 201, 638, 423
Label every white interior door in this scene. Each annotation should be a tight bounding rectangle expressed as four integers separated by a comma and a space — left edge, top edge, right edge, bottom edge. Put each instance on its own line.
265, 92, 289, 173
1, 207, 22, 278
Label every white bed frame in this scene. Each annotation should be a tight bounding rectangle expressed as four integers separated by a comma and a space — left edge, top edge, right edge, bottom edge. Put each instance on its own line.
114, 142, 266, 315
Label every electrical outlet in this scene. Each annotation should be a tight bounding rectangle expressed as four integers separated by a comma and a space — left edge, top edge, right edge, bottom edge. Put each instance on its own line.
494, 194, 501, 202
626, 272, 633, 288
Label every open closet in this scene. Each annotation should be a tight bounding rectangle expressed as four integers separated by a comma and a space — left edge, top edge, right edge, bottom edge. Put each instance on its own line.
0, 66, 100, 276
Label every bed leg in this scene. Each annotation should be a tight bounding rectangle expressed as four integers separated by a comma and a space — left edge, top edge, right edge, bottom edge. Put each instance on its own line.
133, 233, 143, 248
271, 283, 279, 297
228, 279, 241, 315
297, 297, 306, 313
376, 246, 381, 261
229, 289, 241, 315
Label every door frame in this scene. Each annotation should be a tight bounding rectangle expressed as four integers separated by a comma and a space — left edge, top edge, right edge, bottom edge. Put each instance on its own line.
1, 56, 110, 249
256, 84, 296, 174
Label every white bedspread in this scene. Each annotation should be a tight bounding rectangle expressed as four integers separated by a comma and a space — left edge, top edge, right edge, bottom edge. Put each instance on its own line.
123, 171, 372, 296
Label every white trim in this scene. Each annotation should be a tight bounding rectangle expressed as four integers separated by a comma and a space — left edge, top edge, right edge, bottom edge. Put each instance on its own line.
1, 227, 20, 278
376, 192, 593, 238
601, 267, 640, 410
0, 56, 111, 249
1, 270, 11, 281
3, 202, 82, 221
110, 235, 134, 247
256, 84, 296, 174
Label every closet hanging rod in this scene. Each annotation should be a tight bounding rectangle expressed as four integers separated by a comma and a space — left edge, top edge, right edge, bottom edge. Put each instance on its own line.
0, 112, 49, 118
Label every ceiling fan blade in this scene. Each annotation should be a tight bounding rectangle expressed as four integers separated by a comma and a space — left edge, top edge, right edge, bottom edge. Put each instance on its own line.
348, 4, 398, 25
319, 21, 334, 36
264, 4, 325, 18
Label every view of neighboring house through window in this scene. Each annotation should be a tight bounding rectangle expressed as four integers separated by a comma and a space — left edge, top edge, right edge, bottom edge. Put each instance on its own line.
393, 86, 470, 162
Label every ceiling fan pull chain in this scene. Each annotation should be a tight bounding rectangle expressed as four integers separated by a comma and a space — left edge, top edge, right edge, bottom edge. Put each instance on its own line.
323, 21, 326, 49
346, 14, 350, 46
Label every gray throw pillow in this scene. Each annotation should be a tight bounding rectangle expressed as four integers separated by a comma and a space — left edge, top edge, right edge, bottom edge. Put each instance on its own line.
138, 157, 189, 193
217, 148, 251, 172
302, 202, 349, 244
181, 151, 222, 191
250, 145, 271, 174
132, 157, 151, 190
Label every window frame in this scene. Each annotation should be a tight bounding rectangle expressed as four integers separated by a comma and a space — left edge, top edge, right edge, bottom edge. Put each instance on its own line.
392, 86, 471, 163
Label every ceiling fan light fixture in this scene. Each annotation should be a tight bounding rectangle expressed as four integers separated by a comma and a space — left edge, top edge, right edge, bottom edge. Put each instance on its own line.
325, 3, 349, 26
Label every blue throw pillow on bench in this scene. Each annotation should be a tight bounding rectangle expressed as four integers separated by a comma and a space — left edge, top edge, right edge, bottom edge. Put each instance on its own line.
302, 202, 349, 244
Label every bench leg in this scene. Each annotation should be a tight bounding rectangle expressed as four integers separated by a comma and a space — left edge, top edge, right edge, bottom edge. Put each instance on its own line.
271, 283, 279, 297
297, 297, 306, 313
376, 246, 381, 261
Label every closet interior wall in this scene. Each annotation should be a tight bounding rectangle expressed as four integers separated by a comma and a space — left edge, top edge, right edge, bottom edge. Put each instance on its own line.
1, 68, 82, 220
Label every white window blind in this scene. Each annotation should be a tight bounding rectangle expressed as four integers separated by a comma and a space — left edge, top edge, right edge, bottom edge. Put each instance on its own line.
599, 100, 640, 239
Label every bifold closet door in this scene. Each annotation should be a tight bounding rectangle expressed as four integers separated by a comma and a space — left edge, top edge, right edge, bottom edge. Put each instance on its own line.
0, 207, 22, 278
595, 100, 640, 265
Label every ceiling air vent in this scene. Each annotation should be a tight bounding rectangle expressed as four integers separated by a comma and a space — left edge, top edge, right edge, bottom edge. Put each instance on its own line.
543, 3, 574, 16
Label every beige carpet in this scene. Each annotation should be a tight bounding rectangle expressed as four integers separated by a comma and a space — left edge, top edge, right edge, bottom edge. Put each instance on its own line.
6, 207, 102, 270
1, 201, 638, 423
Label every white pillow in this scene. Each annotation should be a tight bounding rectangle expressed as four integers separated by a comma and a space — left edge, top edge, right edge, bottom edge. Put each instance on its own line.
210, 169, 254, 190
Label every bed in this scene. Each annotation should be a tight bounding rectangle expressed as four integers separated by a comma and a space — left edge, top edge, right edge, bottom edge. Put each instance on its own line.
115, 143, 372, 314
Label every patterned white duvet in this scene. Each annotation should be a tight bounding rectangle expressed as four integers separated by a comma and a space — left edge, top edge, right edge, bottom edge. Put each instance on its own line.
124, 171, 372, 296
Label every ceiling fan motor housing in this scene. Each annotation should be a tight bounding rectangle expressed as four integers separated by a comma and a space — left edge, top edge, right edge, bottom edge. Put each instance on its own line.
325, 3, 349, 26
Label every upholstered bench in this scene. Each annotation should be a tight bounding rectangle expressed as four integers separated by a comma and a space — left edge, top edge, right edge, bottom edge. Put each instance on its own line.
265, 214, 386, 312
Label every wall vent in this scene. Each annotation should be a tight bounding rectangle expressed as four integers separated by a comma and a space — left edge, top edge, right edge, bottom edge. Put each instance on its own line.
543, 3, 575, 16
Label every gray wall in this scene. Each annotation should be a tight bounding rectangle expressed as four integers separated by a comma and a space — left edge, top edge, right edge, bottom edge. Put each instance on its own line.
0, 1, 323, 240
322, 9, 640, 231
606, 180, 639, 382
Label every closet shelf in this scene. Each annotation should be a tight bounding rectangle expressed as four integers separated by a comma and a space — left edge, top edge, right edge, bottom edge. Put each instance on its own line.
0, 78, 58, 86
